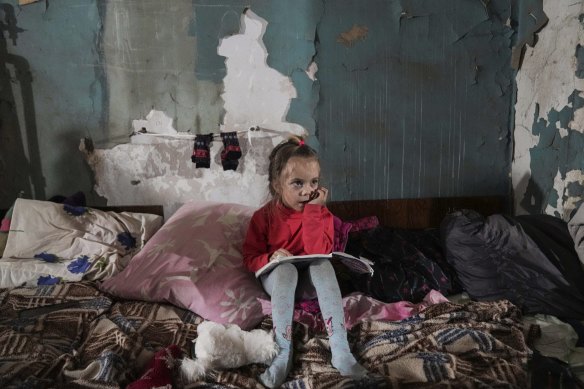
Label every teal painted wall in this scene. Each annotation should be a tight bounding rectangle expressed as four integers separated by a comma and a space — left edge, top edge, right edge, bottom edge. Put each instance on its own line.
1, 0, 104, 206
2, 0, 524, 209
316, 0, 514, 200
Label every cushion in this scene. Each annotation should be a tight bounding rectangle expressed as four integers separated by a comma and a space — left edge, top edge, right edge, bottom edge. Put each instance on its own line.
100, 201, 267, 330
0, 199, 163, 288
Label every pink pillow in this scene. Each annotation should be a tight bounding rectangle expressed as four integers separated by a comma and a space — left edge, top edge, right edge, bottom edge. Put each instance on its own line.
100, 201, 267, 330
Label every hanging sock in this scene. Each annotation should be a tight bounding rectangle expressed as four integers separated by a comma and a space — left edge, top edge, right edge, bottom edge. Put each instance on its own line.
220, 131, 242, 171
192, 133, 213, 168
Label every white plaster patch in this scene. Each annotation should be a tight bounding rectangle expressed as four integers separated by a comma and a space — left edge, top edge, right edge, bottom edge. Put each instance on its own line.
306, 61, 318, 81
132, 110, 177, 135
81, 137, 272, 219
512, 0, 584, 215
544, 169, 584, 220
218, 10, 306, 136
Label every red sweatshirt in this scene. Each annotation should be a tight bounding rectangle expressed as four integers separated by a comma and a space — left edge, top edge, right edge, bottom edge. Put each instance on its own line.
242, 202, 334, 273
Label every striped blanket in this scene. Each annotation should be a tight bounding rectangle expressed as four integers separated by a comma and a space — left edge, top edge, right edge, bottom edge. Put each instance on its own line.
0, 282, 531, 388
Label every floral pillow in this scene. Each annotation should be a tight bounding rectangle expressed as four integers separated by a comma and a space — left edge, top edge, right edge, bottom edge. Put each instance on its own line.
99, 201, 267, 330
0, 199, 163, 288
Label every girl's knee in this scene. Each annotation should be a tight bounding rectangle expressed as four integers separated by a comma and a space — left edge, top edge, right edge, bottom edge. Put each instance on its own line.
309, 259, 335, 275
273, 263, 298, 282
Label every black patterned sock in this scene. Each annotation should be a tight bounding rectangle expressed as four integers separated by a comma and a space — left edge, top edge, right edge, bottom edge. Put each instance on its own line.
220, 131, 242, 171
191, 133, 213, 168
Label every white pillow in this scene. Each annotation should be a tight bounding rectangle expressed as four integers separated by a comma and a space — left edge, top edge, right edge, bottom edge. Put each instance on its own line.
0, 199, 163, 288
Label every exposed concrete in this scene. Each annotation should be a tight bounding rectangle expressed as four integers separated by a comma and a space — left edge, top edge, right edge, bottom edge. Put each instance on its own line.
218, 10, 305, 136
85, 10, 305, 217
3, 0, 534, 212
101, 0, 222, 141
512, 0, 584, 218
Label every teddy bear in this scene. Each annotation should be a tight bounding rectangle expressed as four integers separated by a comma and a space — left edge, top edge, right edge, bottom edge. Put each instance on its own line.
180, 320, 278, 383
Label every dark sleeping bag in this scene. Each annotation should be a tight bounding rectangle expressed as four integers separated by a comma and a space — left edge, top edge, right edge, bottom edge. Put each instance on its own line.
441, 209, 584, 319
342, 227, 459, 304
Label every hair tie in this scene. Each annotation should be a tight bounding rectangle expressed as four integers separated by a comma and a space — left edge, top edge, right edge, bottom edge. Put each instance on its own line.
298, 140, 305, 146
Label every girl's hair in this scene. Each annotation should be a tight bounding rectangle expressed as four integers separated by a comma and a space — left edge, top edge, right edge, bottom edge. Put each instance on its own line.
268, 135, 319, 200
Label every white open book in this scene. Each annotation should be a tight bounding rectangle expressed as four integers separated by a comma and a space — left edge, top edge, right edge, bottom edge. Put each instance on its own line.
255, 251, 374, 278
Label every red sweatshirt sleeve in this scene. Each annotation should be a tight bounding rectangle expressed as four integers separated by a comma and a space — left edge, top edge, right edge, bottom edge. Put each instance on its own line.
301, 204, 334, 255
242, 210, 270, 273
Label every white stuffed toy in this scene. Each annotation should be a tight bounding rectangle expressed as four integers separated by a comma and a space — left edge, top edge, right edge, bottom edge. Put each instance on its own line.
181, 320, 278, 383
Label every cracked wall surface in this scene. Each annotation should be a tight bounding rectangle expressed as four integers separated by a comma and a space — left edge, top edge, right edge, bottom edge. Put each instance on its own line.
316, 0, 514, 200
83, 10, 304, 217
513, 0, 584, 220
3, 0, 533, 215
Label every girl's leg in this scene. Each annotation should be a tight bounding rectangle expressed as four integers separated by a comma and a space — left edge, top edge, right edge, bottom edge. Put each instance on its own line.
308, 259, 368, 377
260, 263, 298, 388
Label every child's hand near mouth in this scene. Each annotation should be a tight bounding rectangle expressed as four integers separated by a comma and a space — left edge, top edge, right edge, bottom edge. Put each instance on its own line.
307, 187, 328, 206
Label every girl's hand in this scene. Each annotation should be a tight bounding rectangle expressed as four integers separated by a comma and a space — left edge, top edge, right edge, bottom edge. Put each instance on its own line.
270, 248, 293, 261
308, 186, 328, 206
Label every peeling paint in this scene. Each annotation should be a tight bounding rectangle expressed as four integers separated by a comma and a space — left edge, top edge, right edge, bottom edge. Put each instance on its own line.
102, 0, 222, 143
510, 0, 548, 69
218, 10, 305, 136
85, 9, 307, 217
317, 0, 514, 201
132, 110, 177, 135
513, 0, 584, 216
5, 0, 567, 213
305, 61, 318, 81
81, 135, 272, 219
545, 169, 584, 220
517, 91, 584, 217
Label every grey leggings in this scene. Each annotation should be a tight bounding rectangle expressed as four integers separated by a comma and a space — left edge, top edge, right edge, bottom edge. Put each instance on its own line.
261, 259, 348, 346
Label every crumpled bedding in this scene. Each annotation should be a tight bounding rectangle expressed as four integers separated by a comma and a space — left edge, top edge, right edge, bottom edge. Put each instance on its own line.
441, 209, 584, 319
258, 289, 449, 333
0, 281, 531, 388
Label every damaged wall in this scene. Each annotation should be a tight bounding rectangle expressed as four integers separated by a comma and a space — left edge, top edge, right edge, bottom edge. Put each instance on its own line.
2, 0, 524, 215
1, 0, 103, 207
317, 0, 514, 200
83, 7, 313, 217
512, 0, 584, 220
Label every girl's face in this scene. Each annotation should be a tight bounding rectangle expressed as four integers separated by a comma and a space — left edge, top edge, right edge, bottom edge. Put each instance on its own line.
274, 156, 320, 212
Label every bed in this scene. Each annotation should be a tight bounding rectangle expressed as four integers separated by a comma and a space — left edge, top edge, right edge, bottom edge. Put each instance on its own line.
0, 195, 582, 388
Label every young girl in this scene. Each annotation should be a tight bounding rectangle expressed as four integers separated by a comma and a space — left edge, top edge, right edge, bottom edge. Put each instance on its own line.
243, 136, 368, 388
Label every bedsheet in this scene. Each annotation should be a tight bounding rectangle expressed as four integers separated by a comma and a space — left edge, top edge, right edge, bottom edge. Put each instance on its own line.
0, 281, 532, 388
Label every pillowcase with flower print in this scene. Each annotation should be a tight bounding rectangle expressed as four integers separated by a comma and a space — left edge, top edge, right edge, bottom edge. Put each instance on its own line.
0, 198, 162, 288
100, 200, 268, 330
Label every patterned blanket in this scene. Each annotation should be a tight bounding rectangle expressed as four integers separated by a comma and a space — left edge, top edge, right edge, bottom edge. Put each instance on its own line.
0, 282, 531, 388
